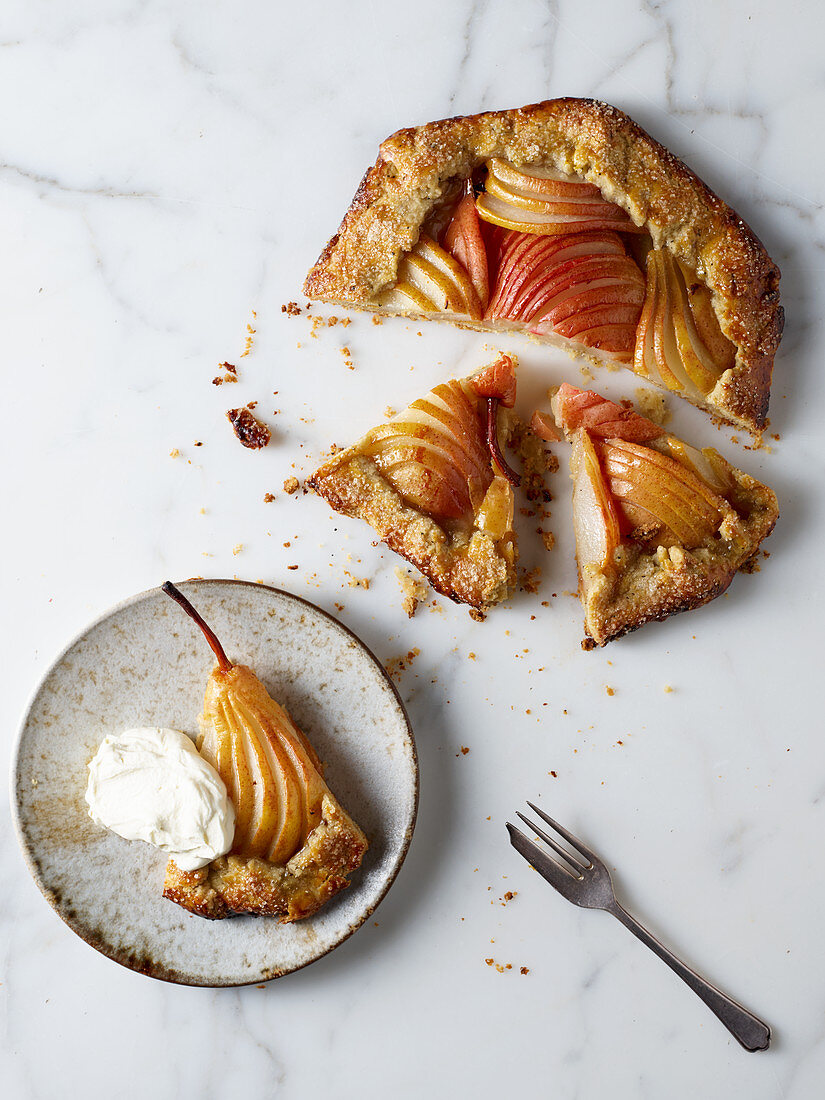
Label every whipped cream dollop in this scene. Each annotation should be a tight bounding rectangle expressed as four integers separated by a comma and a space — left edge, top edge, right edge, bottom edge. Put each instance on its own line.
85, 727, 235, 871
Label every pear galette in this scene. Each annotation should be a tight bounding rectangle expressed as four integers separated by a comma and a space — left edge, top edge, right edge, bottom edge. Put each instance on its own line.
308, 355, 523, 611
547, 385, 778, 646
161, 583, 368, 922
304, 98, 783, 433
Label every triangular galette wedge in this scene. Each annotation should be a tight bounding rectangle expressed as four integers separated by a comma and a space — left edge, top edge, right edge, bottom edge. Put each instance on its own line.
304, 98, 783, 433
161, 584, 368, 922
548, 384, 778, 646
308, 355, 523, 612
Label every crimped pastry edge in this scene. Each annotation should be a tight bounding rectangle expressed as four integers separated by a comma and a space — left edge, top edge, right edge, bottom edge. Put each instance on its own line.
578, 453, 779, 646
308, 451, 516, 610
304, 97, 783, 432
162, 794, 368, 922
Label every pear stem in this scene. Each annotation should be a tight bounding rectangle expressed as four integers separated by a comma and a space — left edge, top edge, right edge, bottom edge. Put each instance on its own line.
161, 581, 233, 672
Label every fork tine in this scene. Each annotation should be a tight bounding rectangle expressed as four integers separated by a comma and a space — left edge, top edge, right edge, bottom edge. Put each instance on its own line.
506, 822, 581, 888
516, 811, 587, 875
526, 801, 597, 867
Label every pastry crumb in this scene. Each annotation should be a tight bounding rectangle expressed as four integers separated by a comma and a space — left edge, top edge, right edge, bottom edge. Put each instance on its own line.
345, 572, 370, 589
605, 686, 615, 696
283, 476, 300, 495
282, 301, 302, 316
385, 648, 421, 680
263, 492, 275, 503
169, 448, 181, 458
519, 567, 542, 594
227, 408, 270, 449
394, 567, 429, 617
634, 387, 671, 425
213, 362, 239, 386
469, 608, 486, 623
240, 319, 256, 358
540, 531, 555, 552
664, 684, 674, 694
508, 417, 555, 502
232, 544, 243, 556
581, 638, 596, 651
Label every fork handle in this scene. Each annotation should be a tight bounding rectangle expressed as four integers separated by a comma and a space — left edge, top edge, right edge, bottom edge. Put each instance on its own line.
608, 901, 770, 1051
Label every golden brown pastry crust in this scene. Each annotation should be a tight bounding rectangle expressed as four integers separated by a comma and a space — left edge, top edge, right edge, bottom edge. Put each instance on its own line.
308, 452, 516, 609
162, 794, 368, 922
304, 98, 782, 432
579, 451, 778, 645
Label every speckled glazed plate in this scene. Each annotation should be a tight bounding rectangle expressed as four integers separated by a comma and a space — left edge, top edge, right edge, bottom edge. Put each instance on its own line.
12, 580, 418, 986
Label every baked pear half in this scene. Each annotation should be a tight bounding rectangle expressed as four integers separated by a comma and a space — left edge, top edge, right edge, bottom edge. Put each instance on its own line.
308, 354, 523, 611
304, 98, 782, 433
550, 384, 778, 645
161, 583, 368, 921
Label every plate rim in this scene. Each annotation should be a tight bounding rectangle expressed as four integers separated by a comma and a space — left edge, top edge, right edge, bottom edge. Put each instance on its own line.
10, 578, 420, 987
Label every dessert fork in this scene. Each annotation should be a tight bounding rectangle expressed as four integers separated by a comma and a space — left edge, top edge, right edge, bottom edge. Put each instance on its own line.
507, 803, 771, 1052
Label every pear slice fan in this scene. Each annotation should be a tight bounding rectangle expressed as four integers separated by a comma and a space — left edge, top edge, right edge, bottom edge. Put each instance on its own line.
550, 385, 778, 646
308, 354, 526, 612
161, 583, 368, 922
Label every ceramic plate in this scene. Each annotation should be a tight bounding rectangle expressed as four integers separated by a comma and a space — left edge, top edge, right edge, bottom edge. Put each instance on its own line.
11, 580, 418, 986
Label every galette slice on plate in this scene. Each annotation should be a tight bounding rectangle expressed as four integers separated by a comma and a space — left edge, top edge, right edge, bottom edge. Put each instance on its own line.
161, 584, 368, 922
548, 384, 778, 646
308, 354, 524, 612
304, 97, 783, 433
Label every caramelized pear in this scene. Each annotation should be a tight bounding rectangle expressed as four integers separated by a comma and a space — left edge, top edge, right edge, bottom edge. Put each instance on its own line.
161, 583, 360, 869
634, 250, 735, 398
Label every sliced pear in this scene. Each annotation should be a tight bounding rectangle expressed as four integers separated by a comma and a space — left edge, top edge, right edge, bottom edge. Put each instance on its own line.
488, 158, 599, 197
633, 253, 658, 380
659, 436, 734, 495
484, 173, 625, 218
415, 234, 483, 318
377, 280, 437, 313
444, 193, 490, 308
363, 378, 494, 520
570, 429, 623, 572
162, 583, 341, 866
635, 250, 733, 398
678, 261, 736, 373
475, 474, 515, 539
598, 438, 727, 547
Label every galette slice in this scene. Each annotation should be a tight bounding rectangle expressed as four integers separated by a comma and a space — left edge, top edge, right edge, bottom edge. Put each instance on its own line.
161, 583, 368, 922
308, 355, 523, 611
548, 384, 778, 646
304, 98, 783, 433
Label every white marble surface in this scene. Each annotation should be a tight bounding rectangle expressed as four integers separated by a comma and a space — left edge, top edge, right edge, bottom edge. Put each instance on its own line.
2, 0, 824, 1096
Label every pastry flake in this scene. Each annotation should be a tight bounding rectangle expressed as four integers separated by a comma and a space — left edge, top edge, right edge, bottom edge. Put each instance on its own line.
550, 384, 778, 645
308, 355, 522, 610
304, 98, 782, 433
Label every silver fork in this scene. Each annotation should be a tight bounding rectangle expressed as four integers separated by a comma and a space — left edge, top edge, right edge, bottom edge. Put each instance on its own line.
507, 803, 771, 1052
